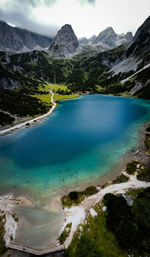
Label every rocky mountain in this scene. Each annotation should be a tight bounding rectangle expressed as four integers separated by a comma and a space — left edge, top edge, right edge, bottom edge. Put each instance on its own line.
48, 24, 79, 58
0, 16, 150, 98
79, 27, 133, 50
126, 16, 150, 57
0, 21, 53, 53
109, 16, 150, 77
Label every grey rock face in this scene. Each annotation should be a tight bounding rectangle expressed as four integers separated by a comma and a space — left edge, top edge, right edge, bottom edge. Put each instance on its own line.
0, 21, 52, 53
90, 35, 97, 44
126, 16, 150, 57
126, 32, 133, 42
48, 24, 79, 58
132, 16, 150, 42
79, 37, 89, 45
0, 77, 20, 90
95, 27, 117, 48
79, 27, 133, 50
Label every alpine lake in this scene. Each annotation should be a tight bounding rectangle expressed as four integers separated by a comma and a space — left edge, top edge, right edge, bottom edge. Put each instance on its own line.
0, 94, 150, 249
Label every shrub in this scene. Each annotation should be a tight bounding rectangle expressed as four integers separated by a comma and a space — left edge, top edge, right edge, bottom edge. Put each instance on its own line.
113, 174, 129, 184
126, 161, 137, 175
69, 191, 78, 201
58, 223, 72, 244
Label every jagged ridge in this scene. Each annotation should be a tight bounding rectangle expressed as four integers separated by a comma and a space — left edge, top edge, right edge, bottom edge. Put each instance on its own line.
0, 21, 53, 53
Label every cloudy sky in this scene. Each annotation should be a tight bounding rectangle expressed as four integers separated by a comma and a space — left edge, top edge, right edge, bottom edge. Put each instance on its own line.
0, 0, 150, 38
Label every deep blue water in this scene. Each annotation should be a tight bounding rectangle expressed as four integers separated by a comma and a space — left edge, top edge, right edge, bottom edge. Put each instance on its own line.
0, 94, 150, 199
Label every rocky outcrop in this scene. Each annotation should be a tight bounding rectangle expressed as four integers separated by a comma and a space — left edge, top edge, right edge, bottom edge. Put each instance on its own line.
126, 16, 150, 57
0, 77, 20, 90
116, 32, 133, 47
0, 21, 52, 53
48, 24, 79, 58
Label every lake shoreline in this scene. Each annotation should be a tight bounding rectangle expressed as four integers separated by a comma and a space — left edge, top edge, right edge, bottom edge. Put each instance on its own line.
0, 94, 150, 254
0, 121, 149, 254
0, 93, 146, 137
0, 92, 136, 137
55, 119, 150, 197
59, 122, 150, 249
62, 171, 150, 249
0, 92, 81, 137
0, 91, 57, 136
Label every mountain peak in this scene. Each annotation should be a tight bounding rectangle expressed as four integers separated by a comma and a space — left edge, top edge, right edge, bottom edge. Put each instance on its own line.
48, 24, 79, 58
134, 15, 150, 41
95, 26, 117, 48
60, 24, 72, 30
126, 15, 150, 57
104, 27, 116, 33
99, 27, 116, 35
79, 26, 133, 51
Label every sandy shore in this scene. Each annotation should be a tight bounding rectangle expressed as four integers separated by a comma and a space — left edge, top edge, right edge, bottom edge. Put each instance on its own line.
1, 169, 149, 251
0, 91, 56, 136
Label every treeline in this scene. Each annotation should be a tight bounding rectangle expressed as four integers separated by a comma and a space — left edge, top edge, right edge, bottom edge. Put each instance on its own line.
4, 51, 73, 84
104, 188, 150, 255
0, 112, 15, 126
1, 46, 150, 97
65, 187, 150, 257
0, 88, 49, 117
1, 47, 127, 94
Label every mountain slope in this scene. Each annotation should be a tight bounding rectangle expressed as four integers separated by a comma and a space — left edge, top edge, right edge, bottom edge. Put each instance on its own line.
126, 16, 150, 57
0, 50, 74, 87
0, 16, 150, 98
0, 21, 53, 53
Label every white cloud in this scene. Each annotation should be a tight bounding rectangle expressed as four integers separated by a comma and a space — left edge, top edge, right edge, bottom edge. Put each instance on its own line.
0, 0, 150, 38
32, 0, 150, 37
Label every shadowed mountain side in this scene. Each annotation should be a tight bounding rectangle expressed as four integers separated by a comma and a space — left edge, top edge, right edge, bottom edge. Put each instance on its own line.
0, 20, 53, 53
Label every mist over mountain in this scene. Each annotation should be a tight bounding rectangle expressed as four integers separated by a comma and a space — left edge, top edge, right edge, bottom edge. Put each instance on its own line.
79, 27, 133, 50
0, 20, 133, 56
0, 20, 53, 53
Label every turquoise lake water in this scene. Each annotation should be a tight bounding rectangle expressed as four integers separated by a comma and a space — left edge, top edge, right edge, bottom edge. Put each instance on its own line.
0, 94, 150, 248
0, 94, 150, 199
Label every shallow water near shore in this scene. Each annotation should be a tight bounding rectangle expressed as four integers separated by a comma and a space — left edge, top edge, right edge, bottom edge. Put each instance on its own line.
14, 205, 64, 249
0, 94, 150, 249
